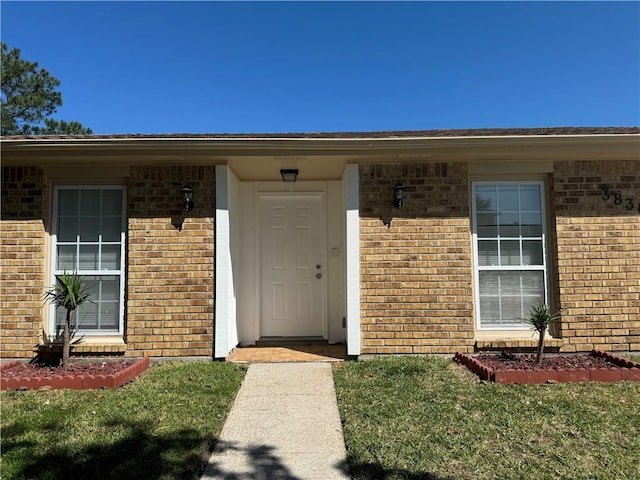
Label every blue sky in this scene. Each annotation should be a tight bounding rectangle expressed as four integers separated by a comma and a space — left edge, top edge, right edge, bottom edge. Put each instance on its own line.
2, 1, 639, 134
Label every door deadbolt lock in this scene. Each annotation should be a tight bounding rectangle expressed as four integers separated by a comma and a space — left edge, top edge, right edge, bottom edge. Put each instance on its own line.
316, 264, 321, 269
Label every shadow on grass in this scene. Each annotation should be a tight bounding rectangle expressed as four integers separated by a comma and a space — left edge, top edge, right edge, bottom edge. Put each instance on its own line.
2, 418, 209, 480
4, 420, 339, 480
4, 417, 446, 480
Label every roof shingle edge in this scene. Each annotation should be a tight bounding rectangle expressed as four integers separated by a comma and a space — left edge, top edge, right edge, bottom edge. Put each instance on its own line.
2, 126, 639, 141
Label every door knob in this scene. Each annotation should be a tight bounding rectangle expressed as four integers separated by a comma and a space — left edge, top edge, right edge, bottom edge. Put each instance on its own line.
316, 273, 322, 279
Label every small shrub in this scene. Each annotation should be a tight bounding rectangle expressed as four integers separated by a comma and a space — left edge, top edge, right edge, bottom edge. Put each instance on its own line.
43, 272, 91, 368
527, 303, 561, 364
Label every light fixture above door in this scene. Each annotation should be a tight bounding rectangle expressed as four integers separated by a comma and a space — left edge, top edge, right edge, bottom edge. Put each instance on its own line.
280, 169, 299, 183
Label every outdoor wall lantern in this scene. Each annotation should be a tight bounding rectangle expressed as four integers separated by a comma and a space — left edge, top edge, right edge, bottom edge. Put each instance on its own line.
393, 181, 405, 209
280, 169, 299, 183
181, 184, 194, 212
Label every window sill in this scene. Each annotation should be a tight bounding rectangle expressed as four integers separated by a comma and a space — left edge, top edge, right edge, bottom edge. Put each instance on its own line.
475, 329, 533, 340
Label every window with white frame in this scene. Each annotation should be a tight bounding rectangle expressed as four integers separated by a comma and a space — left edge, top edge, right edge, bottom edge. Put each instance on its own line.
472, 182, 548, 329
51, 186, 126, 335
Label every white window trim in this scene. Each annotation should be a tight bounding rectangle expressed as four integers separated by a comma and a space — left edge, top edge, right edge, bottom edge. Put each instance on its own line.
471, 180, 549, 331
49, 185, 127, 336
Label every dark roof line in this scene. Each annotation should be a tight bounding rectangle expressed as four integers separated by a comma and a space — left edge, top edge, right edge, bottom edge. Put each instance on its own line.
2, 126, 639, 141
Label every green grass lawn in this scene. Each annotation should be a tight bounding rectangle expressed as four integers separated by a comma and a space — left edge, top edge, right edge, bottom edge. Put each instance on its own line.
1, 361, 245, 480
334, 356, 640, 480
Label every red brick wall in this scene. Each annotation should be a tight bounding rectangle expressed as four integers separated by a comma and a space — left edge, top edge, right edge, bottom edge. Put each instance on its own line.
554, 160, 640, 352
126, 166, 216, 357
1, 167, 47, 358
359, 163, 475, 354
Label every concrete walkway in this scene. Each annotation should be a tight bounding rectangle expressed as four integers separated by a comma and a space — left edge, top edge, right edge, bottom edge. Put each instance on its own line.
201, 363, 351, 480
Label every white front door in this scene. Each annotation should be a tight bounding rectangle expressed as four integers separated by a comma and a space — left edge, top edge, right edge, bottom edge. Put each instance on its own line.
259, 194, 326, 338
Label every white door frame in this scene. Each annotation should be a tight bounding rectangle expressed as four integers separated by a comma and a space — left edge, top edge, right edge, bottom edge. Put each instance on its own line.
254, 191, 328, 340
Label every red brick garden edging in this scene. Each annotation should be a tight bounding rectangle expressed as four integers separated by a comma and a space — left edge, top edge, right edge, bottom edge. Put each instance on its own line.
0, 357, 150, 391
454, 350, 640, 384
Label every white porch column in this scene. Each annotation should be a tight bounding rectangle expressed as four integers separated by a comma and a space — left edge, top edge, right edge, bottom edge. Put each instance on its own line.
214, 165, 239, 358
344, 165, 361, 356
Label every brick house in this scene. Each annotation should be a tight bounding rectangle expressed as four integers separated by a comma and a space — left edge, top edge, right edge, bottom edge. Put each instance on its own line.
2, 127, 639, 360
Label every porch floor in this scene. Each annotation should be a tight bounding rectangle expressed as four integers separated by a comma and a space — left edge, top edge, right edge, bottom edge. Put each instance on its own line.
226, 342, 347, 363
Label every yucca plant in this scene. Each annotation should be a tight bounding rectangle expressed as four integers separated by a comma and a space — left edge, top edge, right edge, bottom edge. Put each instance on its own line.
44, 272, 91, 368
527, 302, 561, 364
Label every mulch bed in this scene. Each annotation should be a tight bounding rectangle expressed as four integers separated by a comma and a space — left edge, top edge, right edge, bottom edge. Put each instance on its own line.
455, 350, 640, 384
476, 352, 612, 371
1, 360, 133, 378
0, 357, 150, 391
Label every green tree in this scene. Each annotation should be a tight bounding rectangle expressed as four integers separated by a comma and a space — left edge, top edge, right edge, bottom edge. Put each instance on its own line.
1, 42, 92, 135
44, 272, 91, 368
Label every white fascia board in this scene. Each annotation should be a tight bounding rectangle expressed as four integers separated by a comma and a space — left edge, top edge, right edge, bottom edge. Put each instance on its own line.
4, 133, 638, 150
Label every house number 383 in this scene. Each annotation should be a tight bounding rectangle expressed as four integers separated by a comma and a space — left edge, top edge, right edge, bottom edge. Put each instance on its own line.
601, 186, 640, 213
